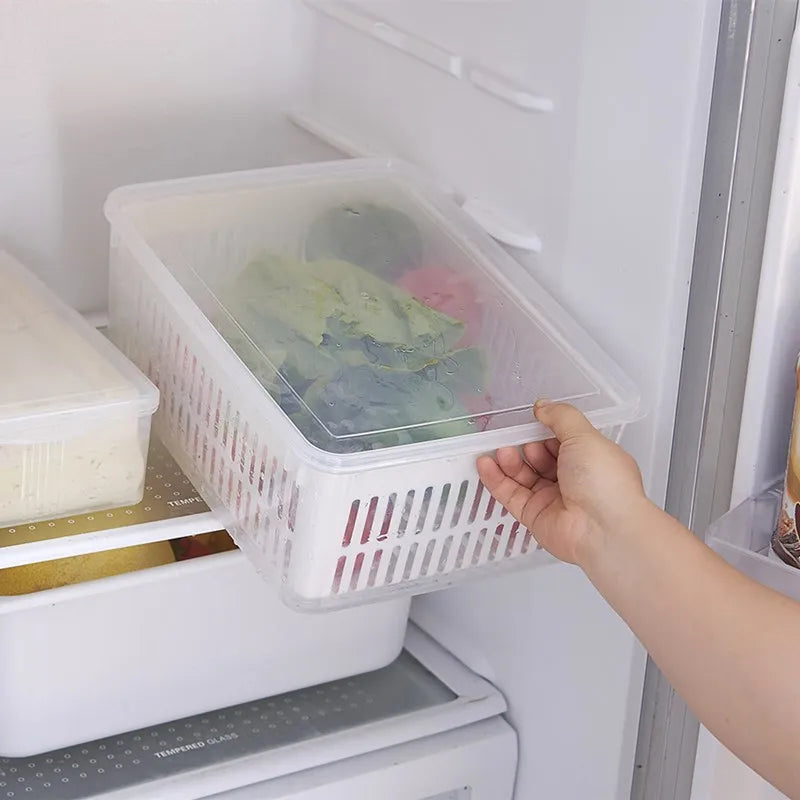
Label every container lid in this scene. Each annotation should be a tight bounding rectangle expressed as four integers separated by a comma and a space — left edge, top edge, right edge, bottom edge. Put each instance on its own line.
0, 252, 158, 442
105, 159, 640, 454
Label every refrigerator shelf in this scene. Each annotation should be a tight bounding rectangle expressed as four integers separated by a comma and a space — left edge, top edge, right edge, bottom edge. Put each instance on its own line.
0, 436, 221, 570
706, 484, 800, 602
0, 626, 507, 800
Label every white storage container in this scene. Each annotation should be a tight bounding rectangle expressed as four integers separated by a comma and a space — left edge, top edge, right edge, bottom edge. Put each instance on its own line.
105, 158, 640, 610
0, 548, 409, 757
0, 251, 158, 527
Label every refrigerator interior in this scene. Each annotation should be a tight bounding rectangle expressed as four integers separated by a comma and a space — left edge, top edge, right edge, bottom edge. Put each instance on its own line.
0, 1, 721, 797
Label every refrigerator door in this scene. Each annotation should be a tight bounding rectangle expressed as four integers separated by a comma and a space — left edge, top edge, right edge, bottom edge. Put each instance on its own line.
690, 2, 800, 799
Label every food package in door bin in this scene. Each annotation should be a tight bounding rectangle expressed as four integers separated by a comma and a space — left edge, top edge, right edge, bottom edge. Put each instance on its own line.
772, 354, 800, 566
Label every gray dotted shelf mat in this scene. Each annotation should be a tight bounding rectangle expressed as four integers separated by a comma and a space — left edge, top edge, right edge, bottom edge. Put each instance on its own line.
0, 438, 211, 548
0, 651, 455, 799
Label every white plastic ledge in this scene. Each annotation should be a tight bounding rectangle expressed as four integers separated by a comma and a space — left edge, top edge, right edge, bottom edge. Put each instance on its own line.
305, 0, 463, 78
468, 67, 555, 113
304, 1, 554, 116
288, 110, 544, 253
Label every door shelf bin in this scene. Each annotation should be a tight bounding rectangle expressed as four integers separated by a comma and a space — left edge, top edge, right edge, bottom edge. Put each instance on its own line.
706, 484, 800, 601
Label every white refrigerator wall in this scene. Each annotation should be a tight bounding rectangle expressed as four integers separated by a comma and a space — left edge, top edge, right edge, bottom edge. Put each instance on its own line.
0, 0, 333, 312
0, 2, 719, 799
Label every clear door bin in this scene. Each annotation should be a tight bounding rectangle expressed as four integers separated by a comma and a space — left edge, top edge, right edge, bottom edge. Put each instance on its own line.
0, 252, 158, 527
105, 159, 640, 609
706, 485, 800, 602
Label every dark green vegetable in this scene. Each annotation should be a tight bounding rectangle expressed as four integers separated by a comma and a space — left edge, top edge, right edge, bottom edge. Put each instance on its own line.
304, 203, 423, 280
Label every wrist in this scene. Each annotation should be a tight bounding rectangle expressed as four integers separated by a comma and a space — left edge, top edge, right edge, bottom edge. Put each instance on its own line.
575, 494, 657, 575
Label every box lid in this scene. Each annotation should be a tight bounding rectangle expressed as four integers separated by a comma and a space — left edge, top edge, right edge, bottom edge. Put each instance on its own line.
0, 252, 158, 442
105, 159, 640, 455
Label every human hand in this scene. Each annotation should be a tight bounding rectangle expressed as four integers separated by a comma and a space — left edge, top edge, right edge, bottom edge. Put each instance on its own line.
476, 401, 647, 566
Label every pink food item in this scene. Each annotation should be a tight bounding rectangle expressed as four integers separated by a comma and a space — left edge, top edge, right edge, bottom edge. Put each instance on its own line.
398, 266, 482, 346
461, 392, 494, 432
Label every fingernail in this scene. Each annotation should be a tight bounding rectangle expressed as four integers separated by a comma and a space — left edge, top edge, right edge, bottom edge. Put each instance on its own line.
534, 398, 551, 409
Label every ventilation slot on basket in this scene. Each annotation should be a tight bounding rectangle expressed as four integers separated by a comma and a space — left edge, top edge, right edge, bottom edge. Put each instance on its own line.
455, 531, 472, 569
433, 484, 450, 531
257, 447, 267, 495
398, 491, 415, 537
361, 497, 379, 544
403, 543, 420, 580
490, 523, 504, 561
451, 481, 469, 528
378, 494, 396, 542
342, 500, 360, 547
386, 546, 402, 584
420, 539, 437, 577
415, 488, 433, 534
437, 536, 454, 572
267, 459, 278, 504
468, 483, 484, 524
472, 528, 489, 566
277, 469, 288, 519
368, 550, 383, 587
241, 489, 253, 528
349, 552, 366, 592
247, 433, 258, 485
288, 485, 299, 531
522, 530, 534, 554
505, 522, 521, 558
332, 556, 346, 594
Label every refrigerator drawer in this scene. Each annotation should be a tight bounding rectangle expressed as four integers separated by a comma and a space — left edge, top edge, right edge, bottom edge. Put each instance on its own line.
0, 550, 409, 757
0, 626, 510, 799
206, 718, 515, 800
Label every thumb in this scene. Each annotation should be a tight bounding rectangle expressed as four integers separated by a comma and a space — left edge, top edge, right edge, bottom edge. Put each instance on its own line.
534, 401, 596, 442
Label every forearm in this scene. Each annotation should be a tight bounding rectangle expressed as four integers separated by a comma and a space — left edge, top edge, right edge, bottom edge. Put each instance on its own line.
581, 500, 800, 797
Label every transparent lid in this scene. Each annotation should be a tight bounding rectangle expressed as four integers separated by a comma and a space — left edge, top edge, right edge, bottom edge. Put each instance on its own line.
0, 252, 158, 441
107, 159, 639, 454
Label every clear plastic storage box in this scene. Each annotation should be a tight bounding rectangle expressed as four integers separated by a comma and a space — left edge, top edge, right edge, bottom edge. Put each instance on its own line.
0, 439, 409, 757
105, 159, 640, 609
0, 251, 158, 527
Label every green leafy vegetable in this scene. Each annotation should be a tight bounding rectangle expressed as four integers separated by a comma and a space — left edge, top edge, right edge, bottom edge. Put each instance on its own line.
215, 253, 486, 452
